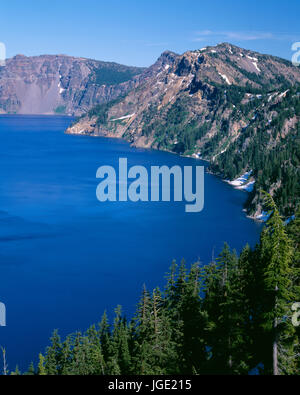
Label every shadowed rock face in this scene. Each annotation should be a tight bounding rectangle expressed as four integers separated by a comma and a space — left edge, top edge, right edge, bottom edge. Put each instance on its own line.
0, 54, 145, 115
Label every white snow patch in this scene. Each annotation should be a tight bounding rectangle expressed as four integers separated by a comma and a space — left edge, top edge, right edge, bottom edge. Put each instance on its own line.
278, 89, 289, 99
238, 181, 255, 192
256, 211, 271, 222
219, 73, 231, 85
247, 55, 258, 62
58, 81, 65, 94
165, 64, 170, 70
111, 113, 135, 121
227, 171, 252, 187
252, 61, 261, 73
192, 153, 201, 159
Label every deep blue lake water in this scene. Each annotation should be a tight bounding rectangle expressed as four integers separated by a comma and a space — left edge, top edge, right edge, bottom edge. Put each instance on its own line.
0, 115, 262, 371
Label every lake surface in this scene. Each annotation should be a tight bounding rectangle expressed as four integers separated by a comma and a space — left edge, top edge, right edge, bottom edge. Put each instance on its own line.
0, 115, 262, 371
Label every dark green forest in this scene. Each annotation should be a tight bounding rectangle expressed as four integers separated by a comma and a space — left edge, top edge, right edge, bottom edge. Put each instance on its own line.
10, 196, 300, 376
211, 87, 300, 217
91, 65, 144, 86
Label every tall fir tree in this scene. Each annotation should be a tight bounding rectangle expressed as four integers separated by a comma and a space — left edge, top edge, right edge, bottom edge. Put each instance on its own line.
258, 193, 296, 375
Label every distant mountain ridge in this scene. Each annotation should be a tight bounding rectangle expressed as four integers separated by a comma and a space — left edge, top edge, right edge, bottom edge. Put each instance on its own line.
67, 43, 300, 217
0, 54, 145, 115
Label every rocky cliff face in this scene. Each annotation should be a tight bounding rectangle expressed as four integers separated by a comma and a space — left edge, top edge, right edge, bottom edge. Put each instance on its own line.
67, 43, 300, 142
67, 43, 300, 217
0, 54, 144, 115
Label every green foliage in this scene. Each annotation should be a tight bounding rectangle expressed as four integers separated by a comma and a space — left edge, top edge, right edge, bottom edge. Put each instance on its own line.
26, 201, 299, 375
141, 96, 210, 154
25, 362, 36, 376
85, 95, 127, 127
258, 193, 296, 374
92, 65, 143, 86
38, 354, 47, 375
53, 105, 66, 114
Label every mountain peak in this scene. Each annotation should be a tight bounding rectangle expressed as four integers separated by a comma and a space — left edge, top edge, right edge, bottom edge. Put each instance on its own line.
158, 50, 179, 63
13, 54, 27, 59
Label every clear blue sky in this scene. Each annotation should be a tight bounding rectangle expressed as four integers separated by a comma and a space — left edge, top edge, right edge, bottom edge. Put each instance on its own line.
1, 0, 300, 67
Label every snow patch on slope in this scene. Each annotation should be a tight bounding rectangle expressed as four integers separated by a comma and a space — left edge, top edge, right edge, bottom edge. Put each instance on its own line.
247, 55, 258, 62
238, 181, 255, 192
279, 89, 289, 99
111, 113, 135, 121
58, 81, 65, 95
227, 171, 252, 187
256, 211, 271, 222
219, 73, 231, 85
252, 61, 261, 73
